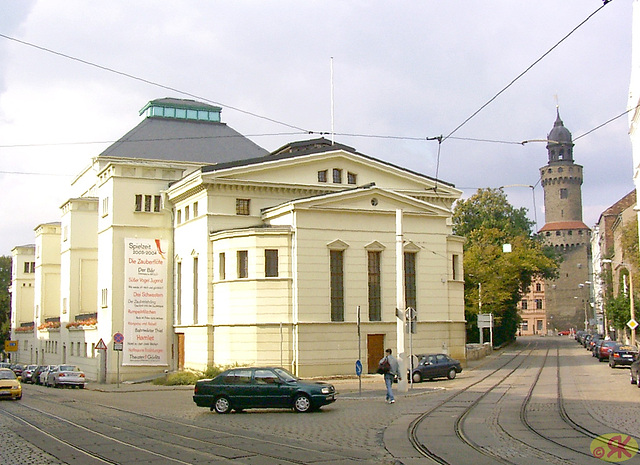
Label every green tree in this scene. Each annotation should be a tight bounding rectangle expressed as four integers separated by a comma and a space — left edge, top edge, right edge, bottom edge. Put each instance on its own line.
453, 189, 559, 346
0, 255, 11, 349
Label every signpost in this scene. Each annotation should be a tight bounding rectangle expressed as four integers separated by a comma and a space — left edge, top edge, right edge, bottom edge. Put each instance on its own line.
113, 332, 124, 388
477, 313, 494, 346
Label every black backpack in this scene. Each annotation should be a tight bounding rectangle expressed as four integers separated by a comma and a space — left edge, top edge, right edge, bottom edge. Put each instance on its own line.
377, 357, 391, 374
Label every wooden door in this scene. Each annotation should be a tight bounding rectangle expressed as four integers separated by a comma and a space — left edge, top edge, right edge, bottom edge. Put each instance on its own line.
367, 334, 385, 374
177, 333, 185, 370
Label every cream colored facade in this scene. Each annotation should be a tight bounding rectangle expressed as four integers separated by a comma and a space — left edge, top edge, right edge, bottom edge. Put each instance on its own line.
9, 98, 466, 381
630, 0, 640, 254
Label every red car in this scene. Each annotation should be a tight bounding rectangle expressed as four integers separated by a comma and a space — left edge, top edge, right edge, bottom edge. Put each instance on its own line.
595, 341, 619, 361
557, 330, 571, 336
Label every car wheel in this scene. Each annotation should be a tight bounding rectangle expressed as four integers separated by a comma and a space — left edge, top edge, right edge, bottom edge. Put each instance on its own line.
79, 384, 84, 389
412, 371, 422, 383
293, 394, 312, 413
213, 396, 231, 414
447, 368, 457, 380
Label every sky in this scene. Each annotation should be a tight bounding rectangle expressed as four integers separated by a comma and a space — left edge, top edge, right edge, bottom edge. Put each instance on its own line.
0, 1, 635, 256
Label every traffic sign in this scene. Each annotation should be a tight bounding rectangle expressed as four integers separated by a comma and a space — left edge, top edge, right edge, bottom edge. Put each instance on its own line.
355, 360, 363, 377
95, 338, 107, 350
114, 332, 124, 344
628, 319, 638, 330
4, 341, 18, 352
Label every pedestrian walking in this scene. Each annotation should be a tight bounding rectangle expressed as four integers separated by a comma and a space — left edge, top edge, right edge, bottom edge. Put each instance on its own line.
378, 348, 400, 403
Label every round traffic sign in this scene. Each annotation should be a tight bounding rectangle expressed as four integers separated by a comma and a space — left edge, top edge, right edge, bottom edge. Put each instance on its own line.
114, 332, 124, 343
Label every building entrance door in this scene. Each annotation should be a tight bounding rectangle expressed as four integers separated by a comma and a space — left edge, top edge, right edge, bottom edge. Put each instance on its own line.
367, 334, 385, 374
177, 333, 185, 370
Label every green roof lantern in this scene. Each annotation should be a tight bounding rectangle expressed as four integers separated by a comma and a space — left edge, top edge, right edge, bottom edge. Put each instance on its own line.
139, 98, 222, 123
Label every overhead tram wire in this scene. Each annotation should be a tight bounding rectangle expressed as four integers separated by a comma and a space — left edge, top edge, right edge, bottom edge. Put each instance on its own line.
441, 0, 613, 143
0, 33, 310, 134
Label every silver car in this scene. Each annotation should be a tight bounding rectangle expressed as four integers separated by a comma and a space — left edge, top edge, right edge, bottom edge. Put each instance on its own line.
46, 365, 86, 388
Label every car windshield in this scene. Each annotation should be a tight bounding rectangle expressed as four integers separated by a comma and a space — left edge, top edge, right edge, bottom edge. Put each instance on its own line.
0, 370, 17, 380
273, 368, 298, 382
59, 365, 79, 372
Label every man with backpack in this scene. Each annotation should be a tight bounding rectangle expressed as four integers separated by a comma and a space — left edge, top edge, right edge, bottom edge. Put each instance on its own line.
378, 348, 400, 403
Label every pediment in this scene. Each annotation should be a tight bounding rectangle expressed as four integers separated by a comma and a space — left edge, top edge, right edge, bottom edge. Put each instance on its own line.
327, 239, 349, 250
365, 241, 386, 251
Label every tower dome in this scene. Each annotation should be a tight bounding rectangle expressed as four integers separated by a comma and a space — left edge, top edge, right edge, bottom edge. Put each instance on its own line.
546, 109, 574, 163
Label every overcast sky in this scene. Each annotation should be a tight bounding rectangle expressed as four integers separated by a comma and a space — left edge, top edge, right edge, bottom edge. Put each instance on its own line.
0, 1, 634, 256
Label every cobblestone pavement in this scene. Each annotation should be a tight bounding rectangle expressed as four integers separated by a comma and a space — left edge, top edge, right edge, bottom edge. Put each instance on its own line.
0, 354, 484, 464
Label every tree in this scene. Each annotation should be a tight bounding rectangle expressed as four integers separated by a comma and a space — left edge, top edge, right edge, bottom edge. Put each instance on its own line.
453, 188, 559, 346
0, 256, 11, 349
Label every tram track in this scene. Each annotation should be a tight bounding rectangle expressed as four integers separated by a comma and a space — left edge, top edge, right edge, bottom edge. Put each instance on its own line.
407, 338, 640, 464
1, 388, 372, 464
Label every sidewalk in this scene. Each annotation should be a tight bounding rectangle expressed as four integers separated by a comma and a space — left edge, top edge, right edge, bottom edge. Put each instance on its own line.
85, 353, 495, 395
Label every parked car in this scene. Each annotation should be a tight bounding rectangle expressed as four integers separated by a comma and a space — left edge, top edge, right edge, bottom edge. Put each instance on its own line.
193, 367, 336, 414
0, 362, 11, 369
575, 330, 587, 343
0, 368, 22, 400
610, 344, 638, 368
38, 365, 56, 386
10, 364, 24, 379
46, 365, 86, 388
595, 341, 619, 361
410, 353, 463, 383
32, 366, 47, 385
558, 330, 571, 336
587, 335, 603, 352
630, 359, 640, 385
21, 365, 38, 383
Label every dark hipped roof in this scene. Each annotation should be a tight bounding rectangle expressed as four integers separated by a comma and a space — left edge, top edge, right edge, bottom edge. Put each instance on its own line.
99, 99, 268, 163
201, 137, 455, 187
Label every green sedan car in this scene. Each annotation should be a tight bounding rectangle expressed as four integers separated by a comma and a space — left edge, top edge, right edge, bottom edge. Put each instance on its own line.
193, 367, 336, 414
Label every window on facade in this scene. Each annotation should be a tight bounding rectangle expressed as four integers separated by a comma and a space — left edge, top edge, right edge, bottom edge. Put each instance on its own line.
24, 262, 35, 273
333, 168, 342, 184
347, 172, 357, 185
135, 194, 143, 212
193, 201, 198, 217
193, 257, 198, 324
452, 254, 460, 281
318, 170, 327, 182
521, 299, 528, 310
236, 199, 250, 215
522, 321, 529, 331
535, 299, 543, 310
102, 197, 109, 217
219, 253, 225, 280
368, 251, 381, 321
101, 289, 108, 308
559, 188, 568, 199
536, 283, 542, 292
536, 320, 543, 331
177, 209, 182, 224
330, 250, 344, 321
405, 252, 417, 312
265, 249, 279, 277
144, 195, 152, 212
176, 261, 182, 325
185, 205, 190, 221
154, 195, 162, 212
237, 251, 248, 278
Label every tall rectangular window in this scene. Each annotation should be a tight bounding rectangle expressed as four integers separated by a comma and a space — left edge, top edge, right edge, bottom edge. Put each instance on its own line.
333, 168, 342, 184
535, 299, 543, 310
177, 209, 182, 224
185, 205, 190, 221
193, 201, 198, 217
236, 199, 250, 215
193, 257, 199, 324
318, 170, 327, 182
452, 254, 460, 281
265, 249, 279, 277
153, 195, 162, 212
368, 251, 381, 321
405, 252, 417, 311
347, 172, 357, 185
102, 197, 109, 216
237, 251, 248, 278
135, 194, 143, 212
330, 250, 344, 321
101, 289, 108, 308
144, 195, 152, 212
521, 299, 528, 310
559, 188, 568, 199
219, 253, 226, 280
176, 261, 182, 325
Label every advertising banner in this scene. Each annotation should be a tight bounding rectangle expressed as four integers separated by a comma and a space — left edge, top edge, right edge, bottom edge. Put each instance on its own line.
123, 238, 168, 366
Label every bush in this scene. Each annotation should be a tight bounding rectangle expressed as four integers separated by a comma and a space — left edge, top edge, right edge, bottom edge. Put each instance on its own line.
152, 371, 199, 386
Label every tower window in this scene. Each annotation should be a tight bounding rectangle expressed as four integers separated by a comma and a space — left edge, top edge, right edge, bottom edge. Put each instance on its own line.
559, 188, 568, 199
318, 170, 327, 182
333, 169, 342, 184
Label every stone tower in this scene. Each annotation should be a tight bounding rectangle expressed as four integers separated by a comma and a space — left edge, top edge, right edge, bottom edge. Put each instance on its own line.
539, 110, 592, 332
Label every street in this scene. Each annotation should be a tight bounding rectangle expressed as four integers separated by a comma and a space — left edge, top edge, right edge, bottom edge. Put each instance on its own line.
2, 336, 640, 464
